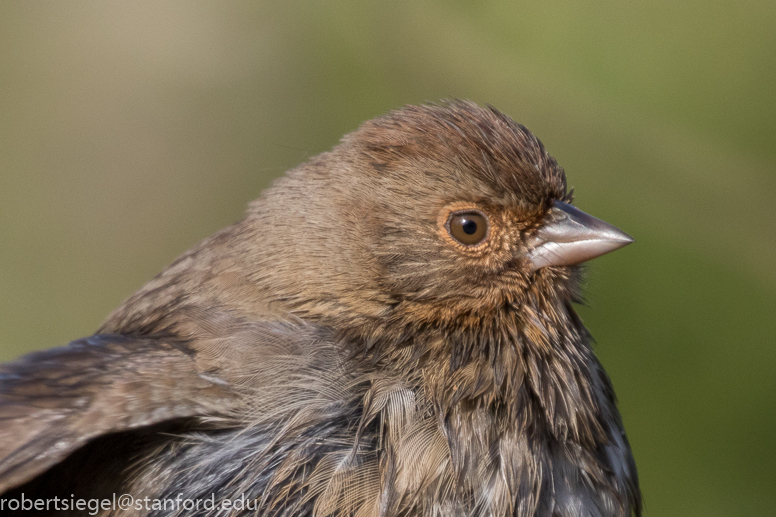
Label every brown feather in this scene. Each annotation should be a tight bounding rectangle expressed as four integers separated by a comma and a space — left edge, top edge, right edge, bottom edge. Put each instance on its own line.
0, 101, 640, 517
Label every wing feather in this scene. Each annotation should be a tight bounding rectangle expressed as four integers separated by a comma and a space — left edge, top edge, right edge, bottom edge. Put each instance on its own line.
0, 334, 238, 493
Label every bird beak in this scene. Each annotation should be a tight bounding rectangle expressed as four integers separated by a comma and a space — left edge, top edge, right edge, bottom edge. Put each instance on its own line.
526, 201, 634, 272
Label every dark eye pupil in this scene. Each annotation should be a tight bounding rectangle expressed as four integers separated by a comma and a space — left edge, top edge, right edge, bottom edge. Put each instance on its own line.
462, 219, 478, 235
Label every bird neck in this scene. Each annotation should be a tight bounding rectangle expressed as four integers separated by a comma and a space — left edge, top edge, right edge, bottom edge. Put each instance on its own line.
346, 295, 610, 447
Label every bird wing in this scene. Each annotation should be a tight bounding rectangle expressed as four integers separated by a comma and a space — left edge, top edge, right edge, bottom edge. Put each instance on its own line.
0, 334, 238, 493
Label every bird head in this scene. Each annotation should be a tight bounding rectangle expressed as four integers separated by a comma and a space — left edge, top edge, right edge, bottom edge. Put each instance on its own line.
242, 101, 632, 348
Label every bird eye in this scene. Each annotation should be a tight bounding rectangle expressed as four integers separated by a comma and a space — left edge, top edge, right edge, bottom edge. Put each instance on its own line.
447, 211, 489, 246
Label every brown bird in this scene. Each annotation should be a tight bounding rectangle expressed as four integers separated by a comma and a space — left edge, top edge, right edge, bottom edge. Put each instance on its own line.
0, 101, 641, 516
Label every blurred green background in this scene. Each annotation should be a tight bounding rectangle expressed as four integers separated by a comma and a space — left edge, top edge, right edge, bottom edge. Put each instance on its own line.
1, 1, 774, 515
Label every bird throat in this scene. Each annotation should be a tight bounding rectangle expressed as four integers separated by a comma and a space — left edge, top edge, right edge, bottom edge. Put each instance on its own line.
346, 292, 609, 449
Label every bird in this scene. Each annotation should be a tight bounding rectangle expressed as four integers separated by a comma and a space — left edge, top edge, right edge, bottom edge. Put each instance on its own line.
0, 101, 641, 517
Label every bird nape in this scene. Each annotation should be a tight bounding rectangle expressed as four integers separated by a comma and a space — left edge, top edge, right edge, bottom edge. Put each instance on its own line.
0, 101, 641, 517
